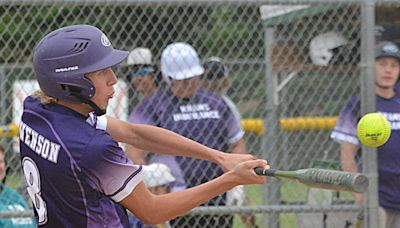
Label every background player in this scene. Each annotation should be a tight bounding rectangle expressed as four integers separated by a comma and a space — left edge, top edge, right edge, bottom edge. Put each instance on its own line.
127, 42, 248, 227
331, 41, 400, 228
126, 47, 163, 97
20, 24, 269, 227
125, 47, 187, 191
202, 57, 257, 228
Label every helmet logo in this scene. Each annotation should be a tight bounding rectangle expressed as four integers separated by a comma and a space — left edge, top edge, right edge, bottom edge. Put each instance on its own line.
55, 66, 79, 73
382, 44, 399, 53
101, 34, 111, 47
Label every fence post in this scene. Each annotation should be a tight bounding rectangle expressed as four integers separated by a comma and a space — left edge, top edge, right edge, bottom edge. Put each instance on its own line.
360, 1, 380, 228
263, 25, 281, 228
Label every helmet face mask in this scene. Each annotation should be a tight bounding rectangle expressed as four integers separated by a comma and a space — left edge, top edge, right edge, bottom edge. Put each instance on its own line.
33, 24, 128, 104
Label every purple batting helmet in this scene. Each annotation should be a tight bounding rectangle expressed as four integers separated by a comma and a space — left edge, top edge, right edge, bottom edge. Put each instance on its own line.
33, 24, 128, 103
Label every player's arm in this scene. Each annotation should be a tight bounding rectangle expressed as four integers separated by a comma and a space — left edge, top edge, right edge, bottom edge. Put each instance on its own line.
340, 141, 358, 173
124, 144, 147, 164
339, 141, 363, 203
229, 138, 248, 154
120, 159, 268, 225
106, 116, 254, 171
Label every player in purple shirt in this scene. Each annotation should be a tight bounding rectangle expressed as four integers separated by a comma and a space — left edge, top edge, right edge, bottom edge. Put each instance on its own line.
126, 42, 246, 227
331, 41, 400, 227
125, 47, 187, 192
19, 24, 269, 228
202, 57, 257, 227
126, 47, 162, 98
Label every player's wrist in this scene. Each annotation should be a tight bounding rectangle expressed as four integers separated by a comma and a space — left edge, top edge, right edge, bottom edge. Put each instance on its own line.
212, 150, 226, 167
221, 171, 240, 189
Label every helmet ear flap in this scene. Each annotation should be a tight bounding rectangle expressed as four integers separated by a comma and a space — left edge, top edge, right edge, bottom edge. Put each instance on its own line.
58, 75, 96, 102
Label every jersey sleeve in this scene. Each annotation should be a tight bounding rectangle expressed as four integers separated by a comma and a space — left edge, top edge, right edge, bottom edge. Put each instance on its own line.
84, 132, 143, 202
86, 112, 108, 131
221, 97, 245, 144
330, 96, 361, 145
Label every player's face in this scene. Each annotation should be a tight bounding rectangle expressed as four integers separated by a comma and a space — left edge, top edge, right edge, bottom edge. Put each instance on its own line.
131, 74, 154, 95
87, 68, 117, 110
171, 77, 200, 98
375, 57, 400, 89
0, 151, 5, 182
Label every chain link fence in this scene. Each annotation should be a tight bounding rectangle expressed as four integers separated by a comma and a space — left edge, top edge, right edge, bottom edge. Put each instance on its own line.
0, 0, 399, 227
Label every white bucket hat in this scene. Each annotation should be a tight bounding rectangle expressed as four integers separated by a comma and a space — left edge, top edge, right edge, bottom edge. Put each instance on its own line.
161, 42, 204, 81
127, 47, 152, 65
142, 163, 176, 188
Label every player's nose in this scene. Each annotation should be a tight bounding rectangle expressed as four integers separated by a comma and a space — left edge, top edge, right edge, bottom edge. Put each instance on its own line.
107, 68, 118, 86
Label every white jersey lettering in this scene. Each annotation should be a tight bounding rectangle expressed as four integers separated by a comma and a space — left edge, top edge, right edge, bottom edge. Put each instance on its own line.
173, 110, 220, 121
20, 121, 60, 164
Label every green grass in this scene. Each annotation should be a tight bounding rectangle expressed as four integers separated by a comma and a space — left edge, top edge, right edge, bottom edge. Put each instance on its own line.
232, 181, 355, 228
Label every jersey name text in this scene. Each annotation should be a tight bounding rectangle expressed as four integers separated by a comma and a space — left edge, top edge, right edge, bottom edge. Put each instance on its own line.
20, 121, 60, 164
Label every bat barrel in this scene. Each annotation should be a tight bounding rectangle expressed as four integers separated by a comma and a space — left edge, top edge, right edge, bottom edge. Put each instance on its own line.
296, 169, 369, 193
254, 168, 369, 193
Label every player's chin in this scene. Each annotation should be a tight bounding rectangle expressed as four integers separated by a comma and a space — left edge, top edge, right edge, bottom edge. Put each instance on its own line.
376, 82, 396, 89
99, 100, 109, 110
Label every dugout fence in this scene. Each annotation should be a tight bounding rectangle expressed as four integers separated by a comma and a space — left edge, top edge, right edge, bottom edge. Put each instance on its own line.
1, 0, 398, 227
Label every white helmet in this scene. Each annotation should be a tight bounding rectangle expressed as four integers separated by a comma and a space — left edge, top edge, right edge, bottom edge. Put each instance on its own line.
127, 47, 152, 65
161, 42, 204, 82
142, 163, 176, 188
309, 32, 348, 66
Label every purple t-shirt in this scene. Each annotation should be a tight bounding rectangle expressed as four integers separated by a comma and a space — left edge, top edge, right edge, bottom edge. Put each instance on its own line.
129, 89, 243, 205
19, 96, 143, 227
331, 95, 400, 211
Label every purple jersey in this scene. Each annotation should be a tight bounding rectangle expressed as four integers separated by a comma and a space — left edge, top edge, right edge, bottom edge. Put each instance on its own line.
331, 95, 400, 211
19, 96, 143, 227
129, 88, 243, 205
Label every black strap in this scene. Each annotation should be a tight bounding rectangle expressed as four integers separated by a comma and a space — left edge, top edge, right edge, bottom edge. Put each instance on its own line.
71, 92, 106, 116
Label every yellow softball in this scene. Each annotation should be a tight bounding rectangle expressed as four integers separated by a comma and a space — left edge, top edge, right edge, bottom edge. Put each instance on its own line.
357, 113, 391, 147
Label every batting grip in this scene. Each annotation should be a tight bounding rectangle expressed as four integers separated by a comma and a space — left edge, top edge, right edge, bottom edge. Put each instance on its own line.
254, 167, 276, 176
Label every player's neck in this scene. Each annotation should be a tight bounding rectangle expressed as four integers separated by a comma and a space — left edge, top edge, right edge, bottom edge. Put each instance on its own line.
145, 85, 158, 97
56, 100, 92, 117
375, 87, 395, 99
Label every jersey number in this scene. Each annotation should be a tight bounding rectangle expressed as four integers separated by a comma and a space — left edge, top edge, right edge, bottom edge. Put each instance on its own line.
22, 157, 48, 225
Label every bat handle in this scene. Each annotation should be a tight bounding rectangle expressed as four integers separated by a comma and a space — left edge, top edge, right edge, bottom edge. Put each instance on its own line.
254, 167, 276, 176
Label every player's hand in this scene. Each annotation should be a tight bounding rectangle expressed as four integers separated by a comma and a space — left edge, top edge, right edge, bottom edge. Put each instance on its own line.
218, 153, 255, 172
229, 159, 269, 185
